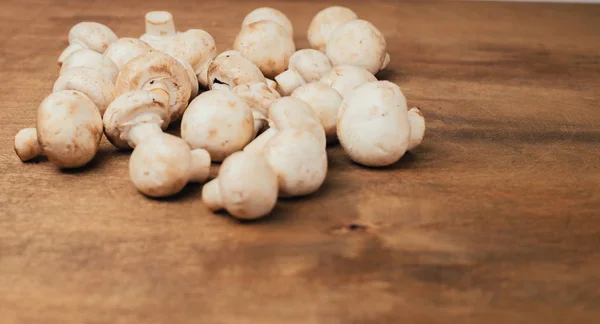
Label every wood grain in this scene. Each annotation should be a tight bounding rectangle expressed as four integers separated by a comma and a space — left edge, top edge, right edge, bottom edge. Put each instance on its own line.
1, 0, 600, 323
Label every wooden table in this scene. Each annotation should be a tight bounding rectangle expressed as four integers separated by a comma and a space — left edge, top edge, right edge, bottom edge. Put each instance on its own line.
1, 0, 599, 322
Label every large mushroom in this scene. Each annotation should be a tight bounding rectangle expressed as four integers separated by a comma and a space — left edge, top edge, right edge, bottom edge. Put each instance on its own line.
58, 22, 118, 65
53, 67, 116, 116
60, 48, 119, 84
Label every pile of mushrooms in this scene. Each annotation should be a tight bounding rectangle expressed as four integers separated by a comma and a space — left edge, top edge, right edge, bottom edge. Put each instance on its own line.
14, 7, 426, 221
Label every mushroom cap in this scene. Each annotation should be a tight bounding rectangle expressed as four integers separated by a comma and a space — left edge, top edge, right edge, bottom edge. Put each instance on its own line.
291, 82, 342, 143
68, 22, 118, 54
242, 7, 294, 37
103, 90, 170, 149
233, 20, 295, 79
207, 53, 266, 89
213, 151, 279, 220
37, 90, 103, 168
407, 107, 425, 151
268, 97, 326, 149
337, 81, 410, 167
264, 129, 328, 197
165, 29, 217, 82
308, 6, 357, 52
60, 48, 119, 84
181, 89, 254, 162
319, 65, 376, 100
104, 38, 153, 71
175, 57, 200, 99
232, 82, 281, 118
325, 19, 387, 75
287, 49, 333, 83
129, 133, 194, 197
53, 67, 116, 116
116, 51, 192, 120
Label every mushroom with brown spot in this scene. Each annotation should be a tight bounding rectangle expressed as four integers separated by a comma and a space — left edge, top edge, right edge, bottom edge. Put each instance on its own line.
274, 49, 333, 96
320, 65, 376, 100
60, 48, 119, 84
291, 82, 343, 143
58, 22, 118, 66
232, 82, 280, 137
53, 66, 116, 116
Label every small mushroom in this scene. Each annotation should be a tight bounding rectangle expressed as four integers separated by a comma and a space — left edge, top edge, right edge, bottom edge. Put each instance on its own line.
129, 133, 211, 197
263, 129, 328, 197
53, 67, 116, 116
407, 107, 426, 151
274, 49, 333, 95
140, 11, 177, 52
60, 48, 119, 84
233, 20, 295, 79
319, 65, 376, 100
242, 7, 293, 37
181, 89, 254, 162
207, 52, 266, 90
325, 19, 389, 74
115, 51, 192, 120
308, 6, 357, 52
291, 82, 343, 143
232, 82, 281, 137
202, 151, 278, 220
104, 38, 153, 71
14, 90, 103, 168
337, 81, 411, 167
58, 22, 118, 65
164, 29, 217, 88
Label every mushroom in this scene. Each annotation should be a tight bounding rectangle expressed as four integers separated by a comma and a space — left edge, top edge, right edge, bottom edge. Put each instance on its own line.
308, 6, 357, 52
202, 151, 278, 220
325, 19, 389, 74
274, 49, 333, 96
58, 22, 118, 66
129, 133, 211, 197
103, 38, 153, 71
60, 48, 119, 84
319, 65, 376, 100
53, 67, 116, 116
164, 29, 217, 89
103, 90, 170, 149
181, 89, 254, 162
174, 57, 200, 100
407, 107, 426, 151
337, 81, 411, 167
241, 7, 293, 37
233, 20, 295, 79
14, 90, 103, 168
263, 129, 328, 197
231, 82, 281, 137
115, 51, 192, 121
139, 11, 176, 52
207, 52, 266, 90
291, 82, 343, 143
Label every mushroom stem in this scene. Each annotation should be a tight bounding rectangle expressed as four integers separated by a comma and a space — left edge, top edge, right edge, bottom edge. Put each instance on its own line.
14, 128, 42, 162
128, 123, 163, 147
58, 43, 84, 66
243, 127, 277, 154
145, 11, 176, 37
188, 149, 211, 182
201, 179, 223, 211
274, 69, 306, 96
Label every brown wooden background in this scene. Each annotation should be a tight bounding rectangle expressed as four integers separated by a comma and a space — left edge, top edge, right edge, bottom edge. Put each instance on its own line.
1, 0, 599, 323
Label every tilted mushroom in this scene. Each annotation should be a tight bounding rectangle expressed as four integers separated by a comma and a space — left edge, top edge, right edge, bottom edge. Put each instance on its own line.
58, 22, 118, 66
319, 65, 376, 100
115, 51, 192, 121
231, 82, 281, 137
291, 82, 343, 143
129, 133, 211, 198
140, 11, 176, 52
202, 151, 278, 220
233, 20, 295, 79
337, 81, 411, 167
308, 6, 357, 52
14, 90, 103, 168
60, 48, 119, 84
164, 29, 217, 88
241, 7, 293, 37
274, 49, 333, 96
181, 89, 254, 162
207, 52, 266, 89
263, 129, 328, 197
103, 38, 153, 71
407, 107, 426, 151
53, 67, 116, 116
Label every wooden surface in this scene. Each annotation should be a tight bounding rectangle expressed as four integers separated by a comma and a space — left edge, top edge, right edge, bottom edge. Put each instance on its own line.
1, 0, 600, 322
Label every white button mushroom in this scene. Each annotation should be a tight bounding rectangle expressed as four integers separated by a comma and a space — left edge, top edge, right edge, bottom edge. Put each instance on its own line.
14, 90, 103, 168
241, 7, 294, 37
129, 133, 211, 198
58, 22, 118, 66
60, 48, 119, 84
337, 81, 411, 167
115, 51, 192, 121
274, 49, 333, 96
206, 52, 266, 90
308, 6, 358, 52
231, 82, 281, 137
319, 65, 376, 100
325, 19, 389, 75
233, 20, 295, 79
291, 82, 343, 143
103, 38, 153, 71
181, 89, 254, 162
263, 129, 328, 197
164, 29, 217, 89
53, 67, 116, 116
202, 151, 278, 220
407, 107, 426, 151
140, 11, 177, 52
